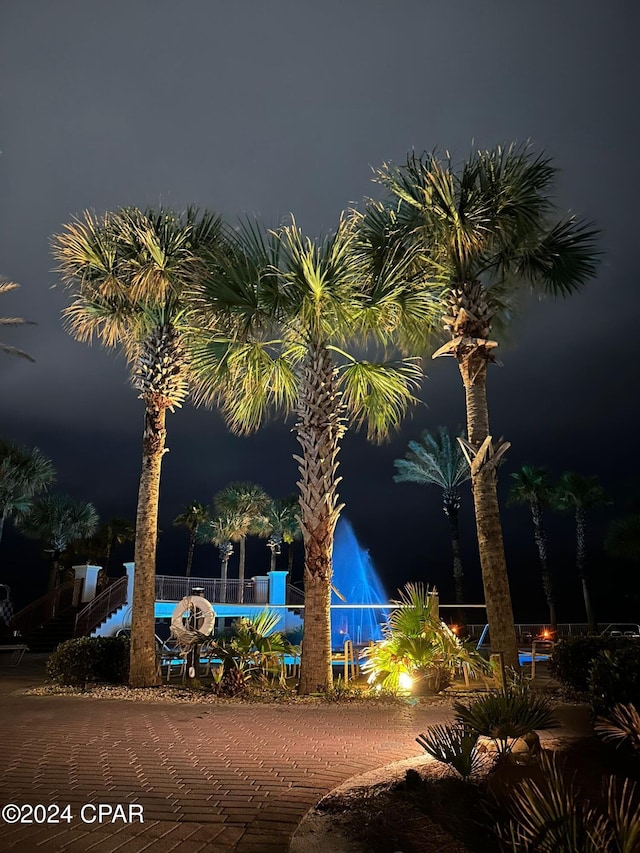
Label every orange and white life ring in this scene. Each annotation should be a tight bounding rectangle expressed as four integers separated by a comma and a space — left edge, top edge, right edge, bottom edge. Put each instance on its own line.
170, 595, 215, 640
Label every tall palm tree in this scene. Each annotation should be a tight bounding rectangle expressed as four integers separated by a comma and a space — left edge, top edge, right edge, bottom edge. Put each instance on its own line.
508, 465, 557, 629
214, 481, 270, 598
18, 493, 98, 592
553, 471, 606, 633
173, 501, 210, 577
52, 206, 223, 686
198, 510, 246, 602
190, 215, 437, 693
370, 144, 599, 667
0, 440, 56, 544
393, 426, 470, 607
0, 281, 35, 361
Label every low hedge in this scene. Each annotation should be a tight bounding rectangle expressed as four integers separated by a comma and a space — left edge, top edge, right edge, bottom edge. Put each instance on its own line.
46, 635, 130, 687
589, 644, 640, 715
548, 636, 628, 692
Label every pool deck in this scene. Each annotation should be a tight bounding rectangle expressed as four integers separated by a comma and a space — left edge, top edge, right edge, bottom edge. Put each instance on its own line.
0, 655, 591, 853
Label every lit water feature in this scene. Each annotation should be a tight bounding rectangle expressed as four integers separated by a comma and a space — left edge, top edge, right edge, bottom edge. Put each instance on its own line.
331, 519, 388, 648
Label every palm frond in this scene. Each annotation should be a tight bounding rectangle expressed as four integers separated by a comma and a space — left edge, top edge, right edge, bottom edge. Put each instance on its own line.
338, 356, 422, 443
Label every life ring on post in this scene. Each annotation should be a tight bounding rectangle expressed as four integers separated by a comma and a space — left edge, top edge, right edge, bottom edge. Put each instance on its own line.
170, 595, 215, 642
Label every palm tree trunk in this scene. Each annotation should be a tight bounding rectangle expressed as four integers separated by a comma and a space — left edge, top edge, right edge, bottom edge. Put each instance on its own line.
47, 552, 61, 595
288, 543, 294, 574
576, 507, 596, 632
129, 399, 166, 688
459, 356, 519, 670
186, 531, 195, 578
221, 554, 228, 603
238, 536, 246, 603
270, 546, 277, 573
530, 502, 556, 630
0, 511, 6, 546
295, 346, 345, 695
443, 492, 464, 605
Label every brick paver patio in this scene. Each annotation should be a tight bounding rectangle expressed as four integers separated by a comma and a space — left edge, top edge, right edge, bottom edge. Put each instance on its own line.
0, 657, 457, 852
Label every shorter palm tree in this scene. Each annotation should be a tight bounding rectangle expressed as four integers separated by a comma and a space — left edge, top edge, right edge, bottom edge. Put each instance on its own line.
0, 281, 35, 361
198, 511, 246, 602
173, 501, 210, 577
606, 511, 640, 563
0, 440, 56, 544
394, 427, 470, 608
256, 496, 302, 573
553, 472, 606, 633
18, 493, 99, 592
214, 482, 271, 600
508, 466, 557, 630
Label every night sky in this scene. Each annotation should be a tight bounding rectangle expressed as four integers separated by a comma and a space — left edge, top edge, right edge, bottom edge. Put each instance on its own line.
1, 1, 638, 621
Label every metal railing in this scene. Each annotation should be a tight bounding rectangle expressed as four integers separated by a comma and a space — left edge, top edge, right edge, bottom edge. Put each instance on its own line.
155, 576, 258, 604
74, 576, 128, 638
465, 622, 634, 642
286, 584, 305, 605
11, 579, 83, 639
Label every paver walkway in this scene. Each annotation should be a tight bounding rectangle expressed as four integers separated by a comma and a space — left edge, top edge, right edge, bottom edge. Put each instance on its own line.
0, 656, 589, 853
0, 657, 456, 852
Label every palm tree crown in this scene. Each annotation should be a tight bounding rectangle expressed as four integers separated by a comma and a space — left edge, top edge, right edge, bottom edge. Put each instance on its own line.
0, 440, 56, 543
18, 492, 98, 592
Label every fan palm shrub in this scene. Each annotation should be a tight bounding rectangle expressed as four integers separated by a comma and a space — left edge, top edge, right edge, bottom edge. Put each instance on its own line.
361, 582, 488, 694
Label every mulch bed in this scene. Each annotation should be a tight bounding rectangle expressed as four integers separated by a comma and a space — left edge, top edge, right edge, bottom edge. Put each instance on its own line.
313, 737, 640, 853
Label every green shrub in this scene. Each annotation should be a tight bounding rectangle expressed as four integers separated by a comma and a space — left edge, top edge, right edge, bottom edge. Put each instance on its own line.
589, 645, 640, 715
549, 636, 627, 692
47, 636, 130, 687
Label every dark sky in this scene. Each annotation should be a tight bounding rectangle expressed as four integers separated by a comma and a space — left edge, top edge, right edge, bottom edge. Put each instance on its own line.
1, 0, 638, 620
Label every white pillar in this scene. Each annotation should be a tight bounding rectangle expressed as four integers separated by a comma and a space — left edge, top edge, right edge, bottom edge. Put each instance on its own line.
123, 562, 135, 606
72, 564, 101, 604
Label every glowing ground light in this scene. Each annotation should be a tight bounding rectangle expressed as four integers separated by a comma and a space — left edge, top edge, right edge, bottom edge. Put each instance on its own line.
398, 672, 413, 691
